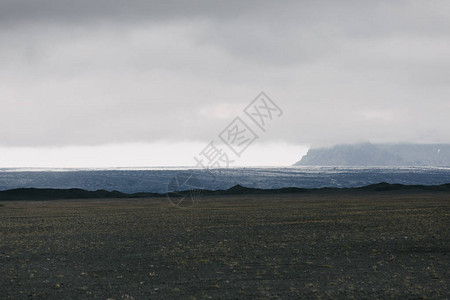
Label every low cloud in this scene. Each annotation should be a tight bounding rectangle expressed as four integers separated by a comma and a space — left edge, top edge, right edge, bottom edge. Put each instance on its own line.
1, 0, 449, 149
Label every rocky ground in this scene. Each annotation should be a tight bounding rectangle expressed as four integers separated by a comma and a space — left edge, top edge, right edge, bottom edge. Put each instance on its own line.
0, 192, 449, 299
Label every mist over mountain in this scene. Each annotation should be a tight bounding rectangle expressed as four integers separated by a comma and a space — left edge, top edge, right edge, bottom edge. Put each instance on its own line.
295, 143, 450, 167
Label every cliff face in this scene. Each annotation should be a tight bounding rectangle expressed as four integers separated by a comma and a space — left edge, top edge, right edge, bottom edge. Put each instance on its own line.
295, 143, 450, 166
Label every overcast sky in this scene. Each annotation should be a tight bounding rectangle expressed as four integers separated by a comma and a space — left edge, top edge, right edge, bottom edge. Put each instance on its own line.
0, 0, 449, 167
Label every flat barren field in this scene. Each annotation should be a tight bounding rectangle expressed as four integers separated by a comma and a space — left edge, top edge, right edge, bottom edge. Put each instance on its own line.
1, 192, 449, 299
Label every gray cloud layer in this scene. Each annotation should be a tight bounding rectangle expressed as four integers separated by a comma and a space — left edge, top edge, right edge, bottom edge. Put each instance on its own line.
1, 0, 449, 147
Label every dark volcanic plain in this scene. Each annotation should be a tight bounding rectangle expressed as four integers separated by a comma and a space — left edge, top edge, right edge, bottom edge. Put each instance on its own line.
1, 191, 449, 299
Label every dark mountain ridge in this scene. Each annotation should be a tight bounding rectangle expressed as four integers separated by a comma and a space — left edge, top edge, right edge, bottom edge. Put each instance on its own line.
1, 182, 450, 201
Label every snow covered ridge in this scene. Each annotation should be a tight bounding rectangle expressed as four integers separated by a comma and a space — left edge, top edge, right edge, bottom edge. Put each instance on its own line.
1, 167, 450, 194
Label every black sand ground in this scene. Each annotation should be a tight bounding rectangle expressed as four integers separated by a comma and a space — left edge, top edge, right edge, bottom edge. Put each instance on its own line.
1, 192, 449, 299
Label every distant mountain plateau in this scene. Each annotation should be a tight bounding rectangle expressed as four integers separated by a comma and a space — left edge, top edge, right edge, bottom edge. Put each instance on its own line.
295, 143, 450, 167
